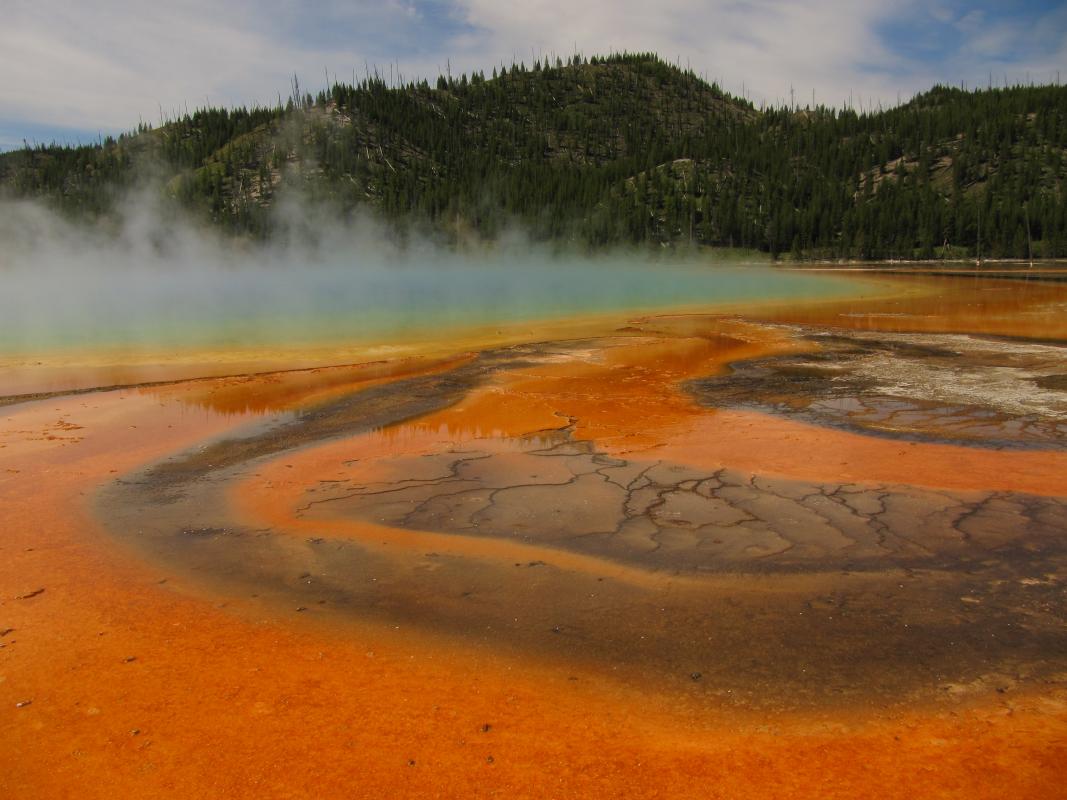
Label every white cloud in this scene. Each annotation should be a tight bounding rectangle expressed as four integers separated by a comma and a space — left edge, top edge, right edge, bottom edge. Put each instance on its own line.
0, 0, 425, 136
928, 4, 954, 24
448, 0, 913, 107
934, 3, 1067, 89
1, 0, 1064, 145
955, 9, 986, 32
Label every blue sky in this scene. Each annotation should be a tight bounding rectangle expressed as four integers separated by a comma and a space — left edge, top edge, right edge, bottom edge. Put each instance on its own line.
2, 0, 1064, 151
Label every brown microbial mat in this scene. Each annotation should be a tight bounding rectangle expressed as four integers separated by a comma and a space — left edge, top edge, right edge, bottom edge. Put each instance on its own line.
3, 268, 1067, 798
689, 328, 1067, 448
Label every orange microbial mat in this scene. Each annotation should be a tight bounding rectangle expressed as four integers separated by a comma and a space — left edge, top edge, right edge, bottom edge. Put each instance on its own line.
2, 268, 1066, 798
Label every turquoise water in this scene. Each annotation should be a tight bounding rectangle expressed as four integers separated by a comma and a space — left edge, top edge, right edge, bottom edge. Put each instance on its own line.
0, 259, 858, 355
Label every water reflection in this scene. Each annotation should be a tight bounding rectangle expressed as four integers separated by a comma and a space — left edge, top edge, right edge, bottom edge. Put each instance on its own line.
141, 355, 471, 416
94, 275, 1067, 710
764, 272, 1067, 340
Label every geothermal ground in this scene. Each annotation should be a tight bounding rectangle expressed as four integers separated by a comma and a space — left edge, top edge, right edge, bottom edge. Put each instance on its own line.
2, 268, 1066, 798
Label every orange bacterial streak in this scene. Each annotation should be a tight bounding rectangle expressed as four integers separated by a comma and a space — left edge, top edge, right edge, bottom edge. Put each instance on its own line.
4, 273, 1067, 797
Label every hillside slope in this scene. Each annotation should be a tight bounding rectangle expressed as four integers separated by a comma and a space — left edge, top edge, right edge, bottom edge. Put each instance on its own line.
2, 53, 1065, 259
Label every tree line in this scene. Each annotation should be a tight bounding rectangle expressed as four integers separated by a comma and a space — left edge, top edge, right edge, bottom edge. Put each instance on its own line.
1, 53, 1064, 259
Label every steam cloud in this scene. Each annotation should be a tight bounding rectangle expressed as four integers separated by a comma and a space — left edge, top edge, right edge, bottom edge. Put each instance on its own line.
0, 191, 834, 369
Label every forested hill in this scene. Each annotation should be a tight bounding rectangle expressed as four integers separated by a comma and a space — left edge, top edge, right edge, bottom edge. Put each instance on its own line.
2, 53, 1065, 260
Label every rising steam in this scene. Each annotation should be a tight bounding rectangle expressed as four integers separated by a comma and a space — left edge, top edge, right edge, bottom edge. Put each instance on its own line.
0, 190, 841, 371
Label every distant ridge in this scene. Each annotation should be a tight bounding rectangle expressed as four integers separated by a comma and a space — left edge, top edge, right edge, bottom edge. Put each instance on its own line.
1, 53, 1064, 260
